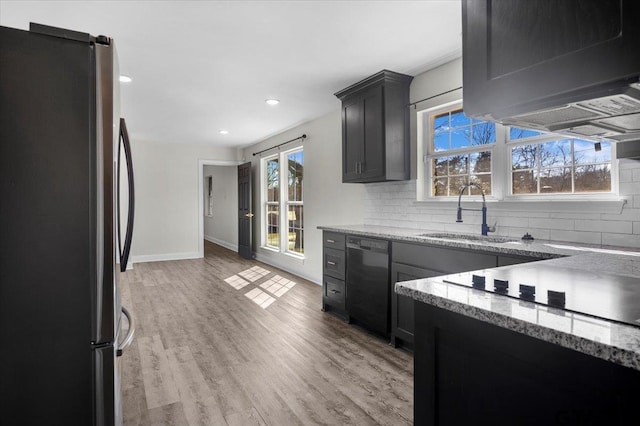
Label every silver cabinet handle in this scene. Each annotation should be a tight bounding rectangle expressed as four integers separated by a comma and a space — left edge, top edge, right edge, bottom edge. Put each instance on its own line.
117, 306, 135, 357
327, 261, 336, 266
326, 239, 335, 243
329, 289, 340, 294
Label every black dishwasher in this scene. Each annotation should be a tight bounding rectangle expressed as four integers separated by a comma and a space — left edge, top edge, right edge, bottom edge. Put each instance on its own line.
346, 236, 390, 336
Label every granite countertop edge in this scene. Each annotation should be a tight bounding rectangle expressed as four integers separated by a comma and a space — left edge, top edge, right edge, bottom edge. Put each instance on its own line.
320, 225, 597, 258
396, 283, 640, 371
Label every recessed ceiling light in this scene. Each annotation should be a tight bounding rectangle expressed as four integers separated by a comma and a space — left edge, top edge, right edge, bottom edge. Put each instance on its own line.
119, 75, 132, 83
265, 99, 280, 106
219, 130, 229, 135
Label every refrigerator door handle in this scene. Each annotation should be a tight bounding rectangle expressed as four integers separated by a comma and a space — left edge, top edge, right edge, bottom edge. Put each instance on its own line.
117, 306, 135, 357
118, 118, 135, 272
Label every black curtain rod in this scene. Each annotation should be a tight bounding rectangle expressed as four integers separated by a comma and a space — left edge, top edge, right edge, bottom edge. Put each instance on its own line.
252, 134, 307, 156
409, 86, 463, 109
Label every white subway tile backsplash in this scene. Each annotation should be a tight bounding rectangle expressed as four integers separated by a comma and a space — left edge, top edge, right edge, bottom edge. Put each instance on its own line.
620, 169, 633, 183
549, 212, 602, 220
551, 230, 602, 245
600, 208, 640, 222
363, 164, 640, 249
574, 219, 632, 234
602, 233, 640, 248
619, 181, 640, 196
528, 218, 574, 230
493, 216, 529, 227
618, 159, 639, 170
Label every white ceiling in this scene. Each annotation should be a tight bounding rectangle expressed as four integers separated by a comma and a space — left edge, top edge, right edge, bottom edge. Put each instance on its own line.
0, 0, 462, 148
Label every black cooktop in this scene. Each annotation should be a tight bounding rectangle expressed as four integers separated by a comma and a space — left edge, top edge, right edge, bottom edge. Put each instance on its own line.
442, 263, 640, 328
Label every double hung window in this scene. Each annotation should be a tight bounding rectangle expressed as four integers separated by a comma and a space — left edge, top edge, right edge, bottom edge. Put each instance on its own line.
263, 148, 304, 256
509, 129, 612, 195
427, 105, 495, 196
421, 102, 614, 200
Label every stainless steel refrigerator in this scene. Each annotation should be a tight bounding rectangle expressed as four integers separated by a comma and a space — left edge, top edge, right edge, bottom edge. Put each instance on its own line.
0, 23, 135, 426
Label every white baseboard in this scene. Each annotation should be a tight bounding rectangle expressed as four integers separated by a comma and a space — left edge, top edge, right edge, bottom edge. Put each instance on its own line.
131, 251, 201, 264
204, 235, 238, 252
254, 252, 321, 285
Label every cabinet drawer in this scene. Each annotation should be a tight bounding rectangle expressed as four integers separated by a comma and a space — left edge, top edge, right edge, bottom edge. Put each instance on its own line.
323, 232, 345, 250
323, 276, 346, 311
323, 247, 345, 280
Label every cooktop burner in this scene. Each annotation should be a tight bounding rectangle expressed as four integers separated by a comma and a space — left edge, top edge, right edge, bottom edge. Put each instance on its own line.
441, 263, 640, 328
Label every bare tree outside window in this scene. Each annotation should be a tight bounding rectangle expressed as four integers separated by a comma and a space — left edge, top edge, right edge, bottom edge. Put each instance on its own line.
431, 108, 494, 196
510, 129, 611, 194
263, 149, 304, 256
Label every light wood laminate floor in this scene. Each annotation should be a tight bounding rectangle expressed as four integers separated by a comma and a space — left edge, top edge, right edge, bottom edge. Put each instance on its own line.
120, 241, 413, 425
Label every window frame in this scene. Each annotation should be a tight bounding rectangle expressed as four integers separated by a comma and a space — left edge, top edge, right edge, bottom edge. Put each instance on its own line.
506, 132, 616, 199
418, 100, 618, 202
263, 154, 280, 250
260, 147, 304, 258
421, 101, 499, 200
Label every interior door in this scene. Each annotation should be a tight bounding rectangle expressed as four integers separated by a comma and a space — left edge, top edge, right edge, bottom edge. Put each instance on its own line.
237, 162, 252, 259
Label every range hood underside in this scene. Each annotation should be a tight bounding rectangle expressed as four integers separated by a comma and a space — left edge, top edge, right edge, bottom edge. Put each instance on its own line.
500, 84, 640, 143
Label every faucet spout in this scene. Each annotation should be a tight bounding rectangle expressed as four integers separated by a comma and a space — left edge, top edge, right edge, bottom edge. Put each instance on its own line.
456, 183, 492, 236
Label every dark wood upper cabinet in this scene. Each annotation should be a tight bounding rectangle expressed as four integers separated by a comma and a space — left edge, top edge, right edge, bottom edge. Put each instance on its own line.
462, 0, 640, 122
335, 70, 413, 183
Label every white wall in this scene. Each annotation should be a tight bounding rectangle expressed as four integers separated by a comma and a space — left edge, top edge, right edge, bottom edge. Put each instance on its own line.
364, 58, 640, 248
241, 109, 365, 284
203, 165, 238, 251
129, 57, 640, 279
129, 139, 239, 262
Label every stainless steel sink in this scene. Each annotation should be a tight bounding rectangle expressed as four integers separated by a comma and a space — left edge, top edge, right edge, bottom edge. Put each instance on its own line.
416, 232, 518, 244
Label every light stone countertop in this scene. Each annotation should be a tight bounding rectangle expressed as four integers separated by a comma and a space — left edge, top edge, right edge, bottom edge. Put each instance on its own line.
318, 224, 640, 370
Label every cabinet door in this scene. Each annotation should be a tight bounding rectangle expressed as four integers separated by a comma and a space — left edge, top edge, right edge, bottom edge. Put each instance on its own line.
342, 95, 363, 182
415, 302, 640, 425
463, 0, 640, 119
391, 262, 443, 348
360, 84, 384, 181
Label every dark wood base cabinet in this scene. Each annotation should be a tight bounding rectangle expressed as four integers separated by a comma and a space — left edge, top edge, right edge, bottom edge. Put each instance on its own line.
322, 231, 348, 319
414, 302, 640, 426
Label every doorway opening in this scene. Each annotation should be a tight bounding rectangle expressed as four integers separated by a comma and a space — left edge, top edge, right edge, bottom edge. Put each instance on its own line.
197, 159, 241, 258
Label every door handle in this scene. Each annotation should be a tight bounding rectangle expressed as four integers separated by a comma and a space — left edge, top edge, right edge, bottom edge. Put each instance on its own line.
245, 213, 254, 218
117, 306, 135, 357
118, 118, 135, 273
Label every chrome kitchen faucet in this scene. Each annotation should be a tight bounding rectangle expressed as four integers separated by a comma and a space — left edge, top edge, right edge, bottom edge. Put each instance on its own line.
456, 183, 495, 236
